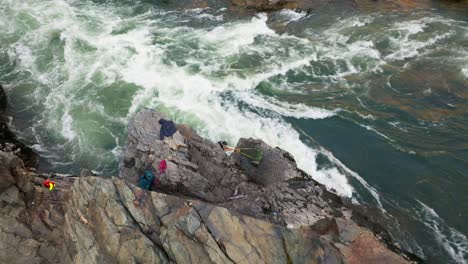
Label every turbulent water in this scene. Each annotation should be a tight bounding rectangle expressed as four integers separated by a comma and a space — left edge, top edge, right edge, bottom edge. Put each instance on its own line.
0, 0, 467, 262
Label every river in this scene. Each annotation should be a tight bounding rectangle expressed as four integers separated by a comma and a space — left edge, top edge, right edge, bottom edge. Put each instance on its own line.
0, 0, 467, 262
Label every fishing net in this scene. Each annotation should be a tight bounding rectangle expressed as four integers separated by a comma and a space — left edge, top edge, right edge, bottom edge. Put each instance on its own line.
239, 148, 263, 166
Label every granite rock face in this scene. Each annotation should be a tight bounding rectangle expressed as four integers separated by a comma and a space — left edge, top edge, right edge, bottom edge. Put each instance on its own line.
0, 149, 347, 263
0, 146, 416, 263
119, 108, 419, 263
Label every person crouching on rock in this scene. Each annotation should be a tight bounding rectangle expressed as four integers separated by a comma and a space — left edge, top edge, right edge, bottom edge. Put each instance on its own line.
218, 141, 235, 155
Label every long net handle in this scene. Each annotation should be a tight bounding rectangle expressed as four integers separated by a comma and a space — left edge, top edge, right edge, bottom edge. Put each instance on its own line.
222, 146, 260, 159
224, 147, 257, 151
239, 152, 256, 159
236, 148, 260, 160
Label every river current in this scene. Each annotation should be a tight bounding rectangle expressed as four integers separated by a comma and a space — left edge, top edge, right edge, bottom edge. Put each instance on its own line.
0, 0, 467, 262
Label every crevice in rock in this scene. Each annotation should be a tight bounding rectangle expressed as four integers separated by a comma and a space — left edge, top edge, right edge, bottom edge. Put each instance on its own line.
174, 224, 221, 256
238, 216, 265, 259
111, 181, 173, 263
191, 206, 235, 264
281, 236, 293, 264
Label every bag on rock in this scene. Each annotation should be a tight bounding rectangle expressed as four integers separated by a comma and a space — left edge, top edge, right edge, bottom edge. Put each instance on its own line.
139, 170, 155, 190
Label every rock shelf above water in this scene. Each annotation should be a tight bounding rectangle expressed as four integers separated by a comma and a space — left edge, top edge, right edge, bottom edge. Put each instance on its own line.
0, 103, 420, 263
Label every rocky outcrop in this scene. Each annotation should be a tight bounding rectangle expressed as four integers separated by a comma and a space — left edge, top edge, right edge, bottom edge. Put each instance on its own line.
119, 109, 420, 263
0, 145, 416, 263
0, 149, 346, 263
0, 81, 418, 263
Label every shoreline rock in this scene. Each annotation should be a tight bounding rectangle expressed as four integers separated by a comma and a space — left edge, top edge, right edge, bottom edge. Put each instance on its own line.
0, 84, 421, 263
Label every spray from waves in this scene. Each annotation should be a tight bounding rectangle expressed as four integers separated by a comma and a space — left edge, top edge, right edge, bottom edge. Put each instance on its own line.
185, 8, 224, 21
1, 0, 142, 169
384, 16, 465, 61
202, 14, 277, 54
233, 91, 336, 119
319, 14, 465, 71
416, 200, 468, 263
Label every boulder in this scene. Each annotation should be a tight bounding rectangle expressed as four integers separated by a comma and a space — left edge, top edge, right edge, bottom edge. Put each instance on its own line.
232, 138, 300, 185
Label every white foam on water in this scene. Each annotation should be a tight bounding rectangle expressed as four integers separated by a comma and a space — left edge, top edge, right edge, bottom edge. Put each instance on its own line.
386, 32, 453, 61
185, 8, 224, 21
277, 9, 308, 23
385, 17, 455, 61
395, 19, 426, 34
315, 19, 385, 78
462, 68, 468, 79
325, 15, 375, 31
319, 146, 383, 207
416, 200, 468, 263
221, 54, 317, 92
203, 14, 276, 54
235, 92, 336, 119
61, 112, 76, 140
360, 124, 394, 142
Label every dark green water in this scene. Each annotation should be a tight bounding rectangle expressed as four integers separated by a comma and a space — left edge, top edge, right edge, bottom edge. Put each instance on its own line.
0, 0, 467, 262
